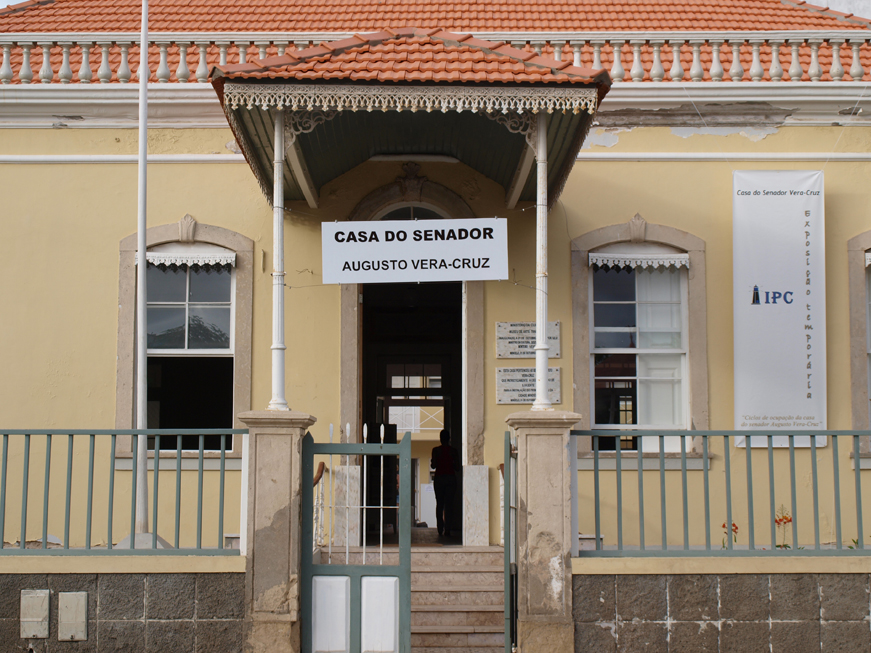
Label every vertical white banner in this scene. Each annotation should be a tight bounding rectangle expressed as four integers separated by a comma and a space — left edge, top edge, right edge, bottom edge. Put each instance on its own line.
733, 171, 826, 447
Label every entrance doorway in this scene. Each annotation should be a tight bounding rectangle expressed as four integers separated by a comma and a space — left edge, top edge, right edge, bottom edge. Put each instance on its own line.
361, 281, 463, 543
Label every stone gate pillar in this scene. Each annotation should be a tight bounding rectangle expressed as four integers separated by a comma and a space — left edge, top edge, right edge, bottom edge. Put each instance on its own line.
505, 410, 581, 653
239, 410, 316, 653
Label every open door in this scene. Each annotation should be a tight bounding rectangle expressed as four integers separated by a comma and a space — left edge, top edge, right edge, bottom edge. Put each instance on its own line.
362, 282, 463, 543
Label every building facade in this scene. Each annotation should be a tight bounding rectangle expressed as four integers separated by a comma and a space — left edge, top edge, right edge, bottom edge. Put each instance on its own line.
2, 0, 871, 651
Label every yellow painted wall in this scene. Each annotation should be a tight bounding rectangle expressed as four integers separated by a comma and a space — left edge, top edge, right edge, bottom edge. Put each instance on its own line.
2, 123, 871, 548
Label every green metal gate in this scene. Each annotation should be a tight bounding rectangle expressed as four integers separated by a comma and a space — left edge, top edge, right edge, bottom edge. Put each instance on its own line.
301, 430, 412, 653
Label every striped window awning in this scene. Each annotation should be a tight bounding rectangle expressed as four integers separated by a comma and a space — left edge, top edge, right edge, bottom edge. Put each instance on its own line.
589, 252, 689, 269
140, 242, 237, 269
145, 252, 236, 268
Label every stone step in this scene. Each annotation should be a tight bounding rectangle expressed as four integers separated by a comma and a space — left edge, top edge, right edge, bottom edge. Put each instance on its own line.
411, 604, 504, 628
412, 648, 504, 653
411, 631, 504, 648
412, 565, 503, 573
411, 569, 503, 585
413, 626, 504, 634
411, 588, 505, 606
411, 609, 504, 628
411, 605, 504, 612
318, 547, 504, 567
410, 551, 505, 567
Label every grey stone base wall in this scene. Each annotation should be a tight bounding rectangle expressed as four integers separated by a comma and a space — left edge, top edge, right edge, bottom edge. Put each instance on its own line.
573, 573, 871, 652
1, 572, 243, 653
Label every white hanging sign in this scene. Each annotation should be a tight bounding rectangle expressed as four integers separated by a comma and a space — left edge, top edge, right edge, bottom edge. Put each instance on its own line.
321, 218, 508, 284
733, 170, 826, 447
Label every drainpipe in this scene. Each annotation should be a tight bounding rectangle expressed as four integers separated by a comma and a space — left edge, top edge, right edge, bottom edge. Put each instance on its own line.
134, 0, 149, 534
532, 111, 552, 411
268, 108, 289, 411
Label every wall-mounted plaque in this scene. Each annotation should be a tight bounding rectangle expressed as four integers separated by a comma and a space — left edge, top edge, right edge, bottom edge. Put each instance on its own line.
496, 367, 560, 404
496, 321, 560, 358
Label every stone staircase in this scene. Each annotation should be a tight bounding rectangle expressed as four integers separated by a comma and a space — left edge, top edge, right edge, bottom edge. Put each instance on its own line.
316, 545, 506, 652
410, 546, 505, 652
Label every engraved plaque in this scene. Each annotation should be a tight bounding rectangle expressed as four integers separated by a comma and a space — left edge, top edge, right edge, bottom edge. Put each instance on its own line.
496, 367, 560, 404
496, 321, 560, 358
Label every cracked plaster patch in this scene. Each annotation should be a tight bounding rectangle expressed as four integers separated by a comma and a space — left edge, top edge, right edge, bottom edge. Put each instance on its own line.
670, 126, 779, 141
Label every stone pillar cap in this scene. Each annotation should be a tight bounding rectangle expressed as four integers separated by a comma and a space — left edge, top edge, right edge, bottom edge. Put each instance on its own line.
505, 410, 582, 429
238, 409, 317, 429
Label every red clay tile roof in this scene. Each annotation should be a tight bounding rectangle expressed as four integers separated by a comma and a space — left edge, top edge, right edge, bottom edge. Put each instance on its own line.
1, 0, 869, 33
212, 28, 611, 87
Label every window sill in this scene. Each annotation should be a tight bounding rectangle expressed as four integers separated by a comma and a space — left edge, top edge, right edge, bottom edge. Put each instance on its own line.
577, 451, 709, 471
850, 452, 871, 470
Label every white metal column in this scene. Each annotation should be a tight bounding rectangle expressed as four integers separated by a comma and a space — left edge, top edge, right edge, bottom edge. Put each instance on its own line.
532, 112, 551, 411
268, 108, 289, 411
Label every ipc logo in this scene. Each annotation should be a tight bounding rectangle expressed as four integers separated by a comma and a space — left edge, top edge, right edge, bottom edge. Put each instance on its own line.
751, 285, 794, 305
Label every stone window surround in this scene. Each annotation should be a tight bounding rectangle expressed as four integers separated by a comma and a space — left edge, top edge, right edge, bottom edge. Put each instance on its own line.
847, 231, 871, 452
340, 167, 485, 465
115, 217, 254, 461
571, 215, 709, 460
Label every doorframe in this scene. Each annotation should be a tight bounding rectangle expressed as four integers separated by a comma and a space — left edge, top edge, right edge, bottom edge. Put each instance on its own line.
340, 280, 484, 466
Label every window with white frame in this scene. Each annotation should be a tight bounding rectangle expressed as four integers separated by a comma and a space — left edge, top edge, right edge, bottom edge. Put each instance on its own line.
385, 364, 445, 438
590, 243, 689, 450
145, 242, 236, 449
866, 255, 871, 422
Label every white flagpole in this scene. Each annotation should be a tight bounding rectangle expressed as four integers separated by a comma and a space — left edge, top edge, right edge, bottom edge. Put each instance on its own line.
134, 0, 150, 535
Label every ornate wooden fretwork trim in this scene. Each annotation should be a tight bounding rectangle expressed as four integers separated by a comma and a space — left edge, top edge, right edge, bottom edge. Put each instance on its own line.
223, 83, 598, 116
486, 110, 538, 148
284, 109, 338, 145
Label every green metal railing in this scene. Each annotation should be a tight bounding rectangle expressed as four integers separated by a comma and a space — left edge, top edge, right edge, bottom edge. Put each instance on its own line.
573, 430, 871, 557
503, 431, 517, 653
0, 429, 246, 555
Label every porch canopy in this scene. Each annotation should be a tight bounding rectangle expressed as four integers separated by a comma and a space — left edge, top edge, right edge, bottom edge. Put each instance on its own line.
209, 27, 610, 411
210, 27, 610, 210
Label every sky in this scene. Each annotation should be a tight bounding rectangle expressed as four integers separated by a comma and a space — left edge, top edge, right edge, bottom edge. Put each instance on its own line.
0, 0, 870, 19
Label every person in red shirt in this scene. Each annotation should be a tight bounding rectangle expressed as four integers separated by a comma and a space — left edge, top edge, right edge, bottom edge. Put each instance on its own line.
431, 429, 460, 538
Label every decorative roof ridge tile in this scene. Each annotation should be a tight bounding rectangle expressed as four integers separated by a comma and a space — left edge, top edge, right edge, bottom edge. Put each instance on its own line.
493, 43, 536, 61
210, 27, 609, 83
430, 29, 474, 42
361, 29, 397, 44
294, 44, 331, 58
527, 54, 572, 71
320, 34, 369, 53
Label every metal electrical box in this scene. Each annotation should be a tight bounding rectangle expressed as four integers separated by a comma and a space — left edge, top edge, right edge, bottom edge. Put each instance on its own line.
58, 592, 88, 641
20, 590, 49, 639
